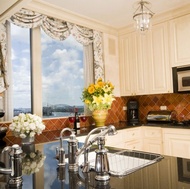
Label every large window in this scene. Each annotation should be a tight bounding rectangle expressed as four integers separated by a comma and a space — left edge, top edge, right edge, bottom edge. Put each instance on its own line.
10, 23, 31, 116
10, 23, 84, 118
41, 30, 84, 117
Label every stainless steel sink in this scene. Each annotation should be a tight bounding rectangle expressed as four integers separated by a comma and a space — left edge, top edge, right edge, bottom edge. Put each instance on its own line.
78, 149, 163, 177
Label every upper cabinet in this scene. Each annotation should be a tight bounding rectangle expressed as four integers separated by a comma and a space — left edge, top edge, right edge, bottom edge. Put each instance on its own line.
148, 22, 172, 94
119, 22, 172, 96
119, 32, 149, 96
169, 14, 190, 67
119, 32, 137, 96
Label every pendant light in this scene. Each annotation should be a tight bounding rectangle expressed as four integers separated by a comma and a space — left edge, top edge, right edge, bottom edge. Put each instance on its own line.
133, 0, 154, 32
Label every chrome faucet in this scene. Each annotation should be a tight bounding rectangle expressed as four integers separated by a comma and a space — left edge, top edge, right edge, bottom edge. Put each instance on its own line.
56, 128, 79, 171
76, 125, 117, 178
0, 144, 23, 187
56, 128, 72, 165
57, 125, 117, 180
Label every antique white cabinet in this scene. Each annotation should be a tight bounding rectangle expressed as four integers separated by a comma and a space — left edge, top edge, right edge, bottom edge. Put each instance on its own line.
119, 22, 172, 96
123, 127, 142, 150
119, 32, 138, 96
143, 126, 163, 154
148, 22, 172, 94
169, 14, 190, 67
119, 32, 148, 96
78, 126, 190, 159
105, 127, 142, 150
163, 128, 190, 158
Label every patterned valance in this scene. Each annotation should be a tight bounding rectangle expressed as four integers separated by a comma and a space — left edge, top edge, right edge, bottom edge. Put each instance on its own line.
0, 8, 104, 92
9, 8, 94, 45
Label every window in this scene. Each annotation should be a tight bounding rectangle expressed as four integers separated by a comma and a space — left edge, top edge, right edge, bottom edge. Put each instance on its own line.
41, 30, 84, 117
10, 23, 85, 119
11, 23, 31, 116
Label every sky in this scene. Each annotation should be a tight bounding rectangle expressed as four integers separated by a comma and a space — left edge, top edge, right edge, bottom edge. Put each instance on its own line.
11, 23, 84, 109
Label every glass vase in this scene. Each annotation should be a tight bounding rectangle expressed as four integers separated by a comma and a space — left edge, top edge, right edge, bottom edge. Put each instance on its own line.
22, 136, 35, 145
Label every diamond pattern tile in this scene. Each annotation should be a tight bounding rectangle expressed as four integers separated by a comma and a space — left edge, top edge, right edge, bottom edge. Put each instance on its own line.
2, 93, 190, 144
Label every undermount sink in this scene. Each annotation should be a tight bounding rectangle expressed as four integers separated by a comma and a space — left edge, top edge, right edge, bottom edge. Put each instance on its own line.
79, 149, 163, 177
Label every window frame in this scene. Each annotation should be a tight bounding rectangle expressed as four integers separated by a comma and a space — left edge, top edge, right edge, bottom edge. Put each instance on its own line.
30, 27, 43, 117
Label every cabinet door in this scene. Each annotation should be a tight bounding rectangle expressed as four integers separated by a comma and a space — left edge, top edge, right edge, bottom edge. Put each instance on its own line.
119, 32, 148, 96
119, 32, 136, 96
163, 129, 190, 158
143, 126, 163, 154
135, 34, 149, 95
170, 14, 190, 67
148, 22, 172, 94
144, 139, 163, 154
105, 130, 124, 148
123, 127, 142, 150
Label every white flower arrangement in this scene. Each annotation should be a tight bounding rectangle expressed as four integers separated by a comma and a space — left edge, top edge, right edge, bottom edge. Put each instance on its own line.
9, 113, 46, 138
22, 150, 46, 175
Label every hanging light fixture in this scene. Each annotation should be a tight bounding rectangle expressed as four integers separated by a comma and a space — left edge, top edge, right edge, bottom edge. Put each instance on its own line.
133, 0, 154, 32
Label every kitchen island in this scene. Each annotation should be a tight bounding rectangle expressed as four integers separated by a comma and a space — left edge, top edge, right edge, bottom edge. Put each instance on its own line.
0, 138, 189, 189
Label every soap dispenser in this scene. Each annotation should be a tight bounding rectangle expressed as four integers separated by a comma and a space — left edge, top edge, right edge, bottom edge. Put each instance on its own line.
68, 130, 78, 172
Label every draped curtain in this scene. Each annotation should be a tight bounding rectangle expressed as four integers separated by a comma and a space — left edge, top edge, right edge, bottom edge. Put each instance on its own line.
9, 8, 104, 82
0, 8, 105, 91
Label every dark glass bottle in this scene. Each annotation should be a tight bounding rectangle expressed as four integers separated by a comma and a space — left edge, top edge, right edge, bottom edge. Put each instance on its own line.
74, 108, 80, 131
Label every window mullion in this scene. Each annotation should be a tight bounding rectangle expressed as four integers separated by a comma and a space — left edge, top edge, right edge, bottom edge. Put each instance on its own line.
30, 27, 42, 116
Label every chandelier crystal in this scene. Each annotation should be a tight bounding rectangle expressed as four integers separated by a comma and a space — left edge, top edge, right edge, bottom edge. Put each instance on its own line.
133, 0, 154, 32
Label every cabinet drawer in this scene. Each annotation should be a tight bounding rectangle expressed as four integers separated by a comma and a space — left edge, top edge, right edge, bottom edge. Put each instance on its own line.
124, 128, 141, 141
143, 127, 162, 138
124, 140, 142, 150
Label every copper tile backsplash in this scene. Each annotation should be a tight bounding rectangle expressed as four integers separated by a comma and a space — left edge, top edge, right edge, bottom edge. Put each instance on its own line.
105, 93, 190, 124
2, 93, 190, 138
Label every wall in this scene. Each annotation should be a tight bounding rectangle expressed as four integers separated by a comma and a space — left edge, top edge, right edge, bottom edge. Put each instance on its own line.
2, 93, 190, 134
112, 93, 190, 124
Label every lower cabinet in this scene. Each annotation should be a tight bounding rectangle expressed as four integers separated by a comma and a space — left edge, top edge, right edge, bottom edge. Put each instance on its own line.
78, 126, 190, 159
143, 126, 163, 154
106, 130, 125, 148
163, 128, 190, 158
123, 127, 142, 150
106, 127, 142, 150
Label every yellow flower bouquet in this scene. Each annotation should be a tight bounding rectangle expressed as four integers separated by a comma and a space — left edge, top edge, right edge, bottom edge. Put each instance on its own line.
81, 78, 115, 111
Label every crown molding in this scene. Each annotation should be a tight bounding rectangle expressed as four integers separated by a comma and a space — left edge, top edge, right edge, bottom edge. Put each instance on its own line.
25, 0, 118, 36
0, 0, 32, 23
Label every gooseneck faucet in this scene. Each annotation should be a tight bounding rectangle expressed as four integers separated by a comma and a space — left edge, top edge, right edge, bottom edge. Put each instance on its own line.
0, 144, 23, 187
57, 128, 74, 166
57, 125, 117, 180
56, 127, 79, 171
76, 125, 117, 175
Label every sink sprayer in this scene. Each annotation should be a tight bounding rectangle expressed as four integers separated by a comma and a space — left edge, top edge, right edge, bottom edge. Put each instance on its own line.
57, 125, 117, 181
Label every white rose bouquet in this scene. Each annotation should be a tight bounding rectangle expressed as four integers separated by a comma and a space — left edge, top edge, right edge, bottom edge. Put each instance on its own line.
9, 113, 46, 138
22, 150, 46, 175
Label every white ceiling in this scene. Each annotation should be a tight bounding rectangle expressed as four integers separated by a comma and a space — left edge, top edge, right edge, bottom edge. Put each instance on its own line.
42, 0, 190, 28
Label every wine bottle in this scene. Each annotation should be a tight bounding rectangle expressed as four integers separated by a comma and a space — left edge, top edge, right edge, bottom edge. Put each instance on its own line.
76, 113, 80, 129
73, 108, 80, 131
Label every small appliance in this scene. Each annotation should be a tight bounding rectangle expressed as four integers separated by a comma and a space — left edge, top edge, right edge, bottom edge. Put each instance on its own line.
127, 100, 139, 125
172, 66, 190, 93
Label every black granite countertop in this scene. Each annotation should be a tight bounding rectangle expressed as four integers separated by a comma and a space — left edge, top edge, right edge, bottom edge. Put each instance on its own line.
0, 139, 189, 189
